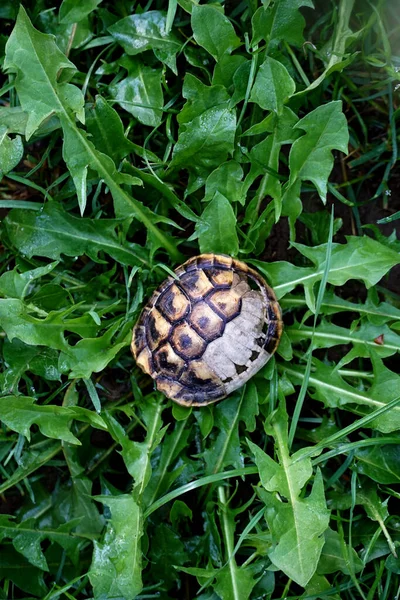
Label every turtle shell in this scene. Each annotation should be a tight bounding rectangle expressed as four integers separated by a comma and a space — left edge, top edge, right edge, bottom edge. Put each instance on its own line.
131, 254, 283, 406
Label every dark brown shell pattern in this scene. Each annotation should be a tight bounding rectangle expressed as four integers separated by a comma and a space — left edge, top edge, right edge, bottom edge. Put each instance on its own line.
131, 254, 283, 406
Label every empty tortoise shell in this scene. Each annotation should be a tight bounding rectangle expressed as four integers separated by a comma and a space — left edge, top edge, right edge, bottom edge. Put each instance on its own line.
131, 254, 283, 406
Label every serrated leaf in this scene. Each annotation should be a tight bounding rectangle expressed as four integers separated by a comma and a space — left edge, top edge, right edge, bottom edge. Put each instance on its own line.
105, 398, 166, 498
110, 58, 163, 127
0, 515, 82, 572
0, 338, 60, 394
254, 236, 400, 311
195, 192, 239, 255
249, 400, 329, 587
89, 495, 143, 599
0, 299, 99, 351
0, 261, 58, 300
251, 0, 314, 50
5, 203, 148, 267
86, 95, 135, 164
4, 6, 78, 138
284, 356, 400, 433
355, 444, 400, 484
0, 396, 105, 444
317, 528, 363, 575
109, 10, 181, 56
58, 323, 131, 379
4, 7, 180, 257
282, 101, 349, 231
288, 320, 400, 359
250, 57, 295, 112
204, 161, 245, 204
59, 0, 102, 24
0, 125, 23, 178
171, 76, 236, 191
0, 547, 47, 596
191, 5, 240, 62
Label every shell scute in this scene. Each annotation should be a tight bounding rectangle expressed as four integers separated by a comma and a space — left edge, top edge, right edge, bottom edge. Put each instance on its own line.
207, 288, 242, 321
171, 321, 207, 359
157, 284, 190, 321
189, 301, 224, 341
179, 270, 214, 300
153, 342, 185, 377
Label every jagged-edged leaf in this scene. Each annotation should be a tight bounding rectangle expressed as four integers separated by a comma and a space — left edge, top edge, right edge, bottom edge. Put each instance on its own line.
171, 75, 236, 191
0, 396, 105, 444
251, 0, 314, 49
0, 261, 59, 300
283, 356, 400, 433
253, 236, 400, 311
5, 203, 149, 267
0, 125, 23, 178
0, 299, 100, 351
89, 495, 143, 599
250, 57, 296, 112
58, 322, 131, 379
195, 192, 239, 256
0, 515, 82, 571
109, 10, 181, 56
110, 58, 164, 127
0, 338, 60, 394
249, 400, 329, 587
191, 5, 240, 62
104, 399, 167, 497
287, 320, 400, 359
4, 7, 180, 256
281, 101, 349, 232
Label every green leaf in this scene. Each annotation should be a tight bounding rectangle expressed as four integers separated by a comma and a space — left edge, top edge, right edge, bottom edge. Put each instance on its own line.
4, 7, 179, 257
4, 6, 78, 139
282, 101, 349, 231
0, 515, 82, 572
109, 10, 181, 56
58, 323, 131, 379
191, 5, 240, 62
0, 125, 23, 178
204, 391, 258, 475
0, 261, 59, 300
250, 57, 296, 112
204, 161, 245, 204
105, 398, 166, 498
0, 338, 60, 394
251, 0, 314, 50
110, 58, 163, 127
300, 0, 358, 93
287, 320, 400, 360
195, 192, 239, 256
89, 495, 143, 599
86, 95, 135, 164
144, 418, 190, 506
254, 236, 400, 311
0, 298, 100, 352
171, 75, 236, 191
59, 0, 102, 24
5, 203, 148, 267
0, 396, 105, 444
317, 528, 363, 575
0, 547, 47, 596
249, 400, 330, 587
355, 443, 400, 484
283, 356, 400, 433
